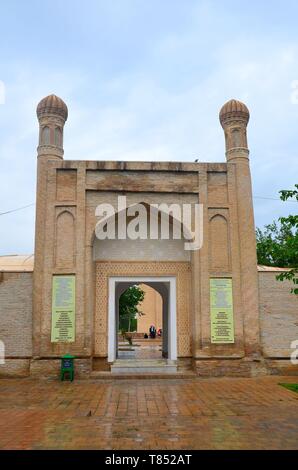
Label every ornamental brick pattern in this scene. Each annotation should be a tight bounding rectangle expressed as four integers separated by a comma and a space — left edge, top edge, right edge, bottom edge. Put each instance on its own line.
95, 261, 191, 357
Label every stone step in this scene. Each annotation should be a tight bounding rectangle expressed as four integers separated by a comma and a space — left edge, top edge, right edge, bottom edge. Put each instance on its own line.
113, 359, 175, 366
111, 367, 177, 374
113, 357, 177, 365
111, 358, 177, 374
90, 370, 196, 380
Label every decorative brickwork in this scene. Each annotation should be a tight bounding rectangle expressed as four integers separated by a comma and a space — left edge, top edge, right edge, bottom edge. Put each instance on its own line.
0, 272, 32, 358
258, 272, 298, 358
95, 261, 192, 357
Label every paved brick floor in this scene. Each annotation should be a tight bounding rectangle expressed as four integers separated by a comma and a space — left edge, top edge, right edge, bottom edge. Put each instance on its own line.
0, 376, 297, 449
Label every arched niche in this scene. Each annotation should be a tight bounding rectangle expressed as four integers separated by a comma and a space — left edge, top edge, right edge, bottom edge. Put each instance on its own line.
55, 210, 75, 268
92, 202, 192, 262
209, 214, 231, 271
41, 126, 50, 145
231, 128, 242, 148
54, 127, 62, 147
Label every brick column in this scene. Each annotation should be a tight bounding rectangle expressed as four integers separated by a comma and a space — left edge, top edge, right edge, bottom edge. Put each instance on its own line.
220, 99, 260, 357
32, 95, 68, 357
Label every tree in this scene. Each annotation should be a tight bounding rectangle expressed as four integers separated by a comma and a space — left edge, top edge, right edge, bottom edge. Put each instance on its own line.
256, 221, 297, 267
256, 184, 298, 294
276, 185, 298, 294
119, 285, 145, 332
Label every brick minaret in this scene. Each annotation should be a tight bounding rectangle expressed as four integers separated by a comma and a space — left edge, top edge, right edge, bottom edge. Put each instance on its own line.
220, 99, 260, 357
33, 95, 68, 357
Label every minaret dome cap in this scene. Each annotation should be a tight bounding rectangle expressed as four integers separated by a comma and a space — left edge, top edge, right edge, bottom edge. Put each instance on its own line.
37, 94, 68, 121
219, 99, 249, 126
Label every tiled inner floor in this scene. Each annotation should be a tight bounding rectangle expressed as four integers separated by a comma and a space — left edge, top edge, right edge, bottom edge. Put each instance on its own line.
118, 339, 162, 359
0, 376, 297, 449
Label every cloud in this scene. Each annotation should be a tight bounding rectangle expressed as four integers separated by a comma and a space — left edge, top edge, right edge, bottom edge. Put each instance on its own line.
1, 1, 298, 254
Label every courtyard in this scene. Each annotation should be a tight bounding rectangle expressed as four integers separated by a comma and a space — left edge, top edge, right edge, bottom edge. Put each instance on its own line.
0, 376, 297, 450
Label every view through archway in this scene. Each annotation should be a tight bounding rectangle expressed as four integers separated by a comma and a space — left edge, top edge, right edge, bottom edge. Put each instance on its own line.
108, 276, 177, 372
118, 283, 163, 360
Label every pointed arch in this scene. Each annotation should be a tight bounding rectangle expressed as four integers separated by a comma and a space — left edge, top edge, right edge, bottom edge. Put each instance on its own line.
55, 210, 75, 268
209, 214, 231, 271
41, 126, 50, 145
54, 127, 62, 147
92, 201, 192, 262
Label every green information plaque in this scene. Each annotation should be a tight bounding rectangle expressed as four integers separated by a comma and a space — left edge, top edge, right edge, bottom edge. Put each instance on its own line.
51, 275, 75, 343
210, 278, 234, 344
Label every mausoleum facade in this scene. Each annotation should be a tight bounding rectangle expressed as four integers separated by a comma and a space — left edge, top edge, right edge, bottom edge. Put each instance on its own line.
0, 95, 297, 378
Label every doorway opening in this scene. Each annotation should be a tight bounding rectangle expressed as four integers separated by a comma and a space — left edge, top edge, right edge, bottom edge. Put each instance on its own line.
108, 276, 177, 363
118, 283, 163, 360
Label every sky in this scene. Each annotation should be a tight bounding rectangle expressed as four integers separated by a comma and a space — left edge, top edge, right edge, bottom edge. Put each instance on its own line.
0, 0, 298, 255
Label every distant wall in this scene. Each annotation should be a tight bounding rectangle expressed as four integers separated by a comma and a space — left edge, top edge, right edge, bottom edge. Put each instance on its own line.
0, 272, 33, 358
258, 272, 298, 358
137, 284, 163, 334
0, 267, 297, 377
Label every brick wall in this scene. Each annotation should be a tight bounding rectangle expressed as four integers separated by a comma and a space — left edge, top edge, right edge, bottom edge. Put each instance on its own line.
258, 272, 298, 358
0, 272, 33, 357
0, 266, 297, 377
137, 283, 163, 333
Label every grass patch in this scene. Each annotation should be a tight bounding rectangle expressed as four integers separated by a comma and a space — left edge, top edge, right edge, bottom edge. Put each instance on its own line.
279, 383, 298, 393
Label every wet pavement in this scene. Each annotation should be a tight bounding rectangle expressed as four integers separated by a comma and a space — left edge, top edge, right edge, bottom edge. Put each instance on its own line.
0, 376, 297, 449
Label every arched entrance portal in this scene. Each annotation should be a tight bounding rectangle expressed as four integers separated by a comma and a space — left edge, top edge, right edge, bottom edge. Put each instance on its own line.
92, 201, 192, 371
108, 277, 177, 363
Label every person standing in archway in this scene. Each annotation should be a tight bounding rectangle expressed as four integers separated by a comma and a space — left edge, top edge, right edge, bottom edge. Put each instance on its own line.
149, 324, 156, 339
